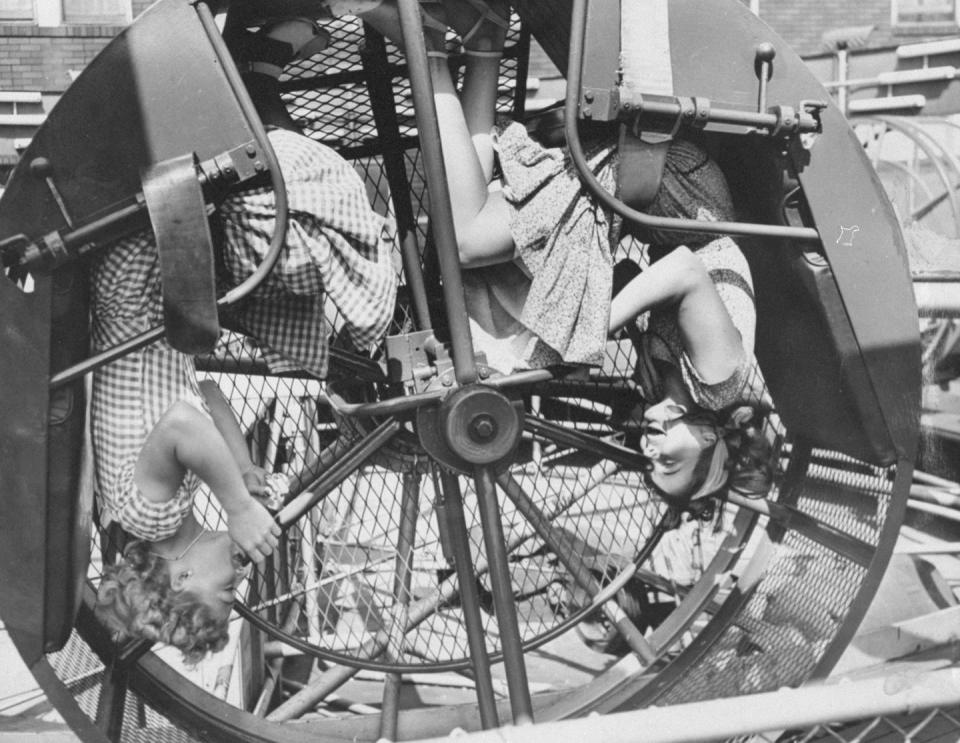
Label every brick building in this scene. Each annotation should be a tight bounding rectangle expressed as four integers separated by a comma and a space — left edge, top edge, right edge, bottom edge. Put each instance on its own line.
0, 0, 155, 171
756, 0, 960, 56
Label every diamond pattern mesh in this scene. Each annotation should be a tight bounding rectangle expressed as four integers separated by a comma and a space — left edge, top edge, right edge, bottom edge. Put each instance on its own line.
47, 630, 202, 743
654, 455, 894, 706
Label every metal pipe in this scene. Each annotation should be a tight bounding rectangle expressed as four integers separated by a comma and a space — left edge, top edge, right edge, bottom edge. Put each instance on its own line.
497, 472, 657, 665
437, 470, 500, 729
397, 0, 477, 384
563, 0, 821, 243
409, 667, 960, 743
321, 387, 447, 418
524, 414, 644, 470
727, 493, 874, 567
275, 417, 401, 527
361, 23, 433, 332
908, 498, 960, 523
914, 281, 960, 317
619, 95, 821, 134
379, 471, 421, 742
473, 466, 533, 726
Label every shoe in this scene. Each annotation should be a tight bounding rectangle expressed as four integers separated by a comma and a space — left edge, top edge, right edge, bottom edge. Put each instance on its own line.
445, 0, 511, 55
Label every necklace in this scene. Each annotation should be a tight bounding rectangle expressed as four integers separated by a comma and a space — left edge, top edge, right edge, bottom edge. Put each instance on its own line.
149, 529, 206, 561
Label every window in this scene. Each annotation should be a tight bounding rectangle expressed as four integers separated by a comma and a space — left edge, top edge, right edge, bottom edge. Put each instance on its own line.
61, 0, 128, 24
893, 0, 958, 29
0, 0, 34, 21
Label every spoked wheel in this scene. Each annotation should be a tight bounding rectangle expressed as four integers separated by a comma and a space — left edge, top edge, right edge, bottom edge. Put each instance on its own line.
42, 341, 910, 742
181, 336, 681, 732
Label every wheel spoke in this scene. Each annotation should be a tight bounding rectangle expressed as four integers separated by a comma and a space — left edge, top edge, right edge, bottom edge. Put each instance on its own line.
379, 471, 422, 741
497, 472, 657, 665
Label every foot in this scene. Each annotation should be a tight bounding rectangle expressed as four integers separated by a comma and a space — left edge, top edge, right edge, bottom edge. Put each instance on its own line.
418, 0, 450, 52
443, 0, 510, 54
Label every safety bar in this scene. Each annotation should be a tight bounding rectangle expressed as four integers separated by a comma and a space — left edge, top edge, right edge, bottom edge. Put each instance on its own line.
618, 93, 825, 139
565, 0, 822, 243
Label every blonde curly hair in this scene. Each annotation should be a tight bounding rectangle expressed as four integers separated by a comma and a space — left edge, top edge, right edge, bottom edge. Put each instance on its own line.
94, 540, 230, 665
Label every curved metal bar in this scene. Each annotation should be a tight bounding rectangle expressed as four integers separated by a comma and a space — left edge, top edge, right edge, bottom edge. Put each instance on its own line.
873, 115, 960, 231
195, 0, 288, 310
235, 457, 656, 675
233, 558, 640, 674
563, 0, 820, 243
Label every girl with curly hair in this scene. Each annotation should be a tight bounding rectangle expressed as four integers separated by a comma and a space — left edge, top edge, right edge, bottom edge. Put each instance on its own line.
92, 14, 392, 661
91, 364, 282, 660
95, 538, 241, 664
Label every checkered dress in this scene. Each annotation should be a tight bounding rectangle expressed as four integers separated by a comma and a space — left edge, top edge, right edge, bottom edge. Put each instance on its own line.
217, 128, 398, 378
90, 129, 397, 539
90, 233, 206, 541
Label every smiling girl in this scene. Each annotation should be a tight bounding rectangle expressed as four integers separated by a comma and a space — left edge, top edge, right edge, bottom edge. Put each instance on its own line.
609, 243, 775, 514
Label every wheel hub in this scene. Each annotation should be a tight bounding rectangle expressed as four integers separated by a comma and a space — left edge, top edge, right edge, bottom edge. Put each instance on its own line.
442, 385, 522, 464
416, 384, 523, 472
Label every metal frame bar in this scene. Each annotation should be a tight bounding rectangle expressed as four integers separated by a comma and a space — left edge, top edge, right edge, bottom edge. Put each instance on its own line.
401, 666, 960, 743
360, 22, 432, 333
396, 0, 476, 384
437, 470, 501, 729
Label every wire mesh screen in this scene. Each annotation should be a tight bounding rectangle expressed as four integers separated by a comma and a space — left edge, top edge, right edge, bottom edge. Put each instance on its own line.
188, 351, 671, 670
781, 706, 960, 743
653, 454, 895, 706
46, 630, 202, 743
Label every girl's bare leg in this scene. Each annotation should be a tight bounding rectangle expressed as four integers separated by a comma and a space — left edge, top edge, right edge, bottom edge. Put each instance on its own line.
362, 1, 514, 265
449, 0, 510, 181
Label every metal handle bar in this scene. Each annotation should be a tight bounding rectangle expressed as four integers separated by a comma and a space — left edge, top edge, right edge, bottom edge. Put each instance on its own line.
619, 92, 824, 138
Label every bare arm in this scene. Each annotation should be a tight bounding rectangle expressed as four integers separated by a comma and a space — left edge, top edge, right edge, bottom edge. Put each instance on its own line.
198, 379, 254, 474
135, 400, 280, 561
199, 378, 272, 498
609, 245, 744, 384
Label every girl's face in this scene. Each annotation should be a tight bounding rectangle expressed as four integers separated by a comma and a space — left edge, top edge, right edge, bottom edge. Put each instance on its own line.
169, 531, 249, 622
640, 398, 718, 500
